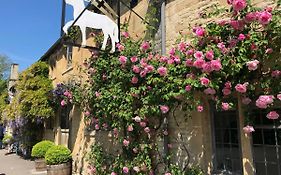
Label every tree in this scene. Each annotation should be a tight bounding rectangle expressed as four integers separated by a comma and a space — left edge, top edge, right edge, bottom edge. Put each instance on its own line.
0, 54, 11, 79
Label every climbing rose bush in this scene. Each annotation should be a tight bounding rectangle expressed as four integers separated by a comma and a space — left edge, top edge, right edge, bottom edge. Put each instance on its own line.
74, 0, 281, 174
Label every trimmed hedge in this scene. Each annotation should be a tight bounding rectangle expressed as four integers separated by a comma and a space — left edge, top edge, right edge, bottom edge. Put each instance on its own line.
45, 145, 72, 165
31, 140, 55, 159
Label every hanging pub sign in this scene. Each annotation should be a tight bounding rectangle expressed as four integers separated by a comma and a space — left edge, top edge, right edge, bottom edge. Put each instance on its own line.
63, 0, 119, 52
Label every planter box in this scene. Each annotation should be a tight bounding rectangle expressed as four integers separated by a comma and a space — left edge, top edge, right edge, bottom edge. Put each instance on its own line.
47, 162, 71, 175
35, 159, 47, 171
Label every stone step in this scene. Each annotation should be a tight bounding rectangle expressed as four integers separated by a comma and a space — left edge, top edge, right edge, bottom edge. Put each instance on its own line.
30, 169, 47, 175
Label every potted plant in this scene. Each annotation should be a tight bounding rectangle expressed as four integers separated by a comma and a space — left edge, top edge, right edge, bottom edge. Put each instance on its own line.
45, 145, 72, 175
31, 140, 55, 171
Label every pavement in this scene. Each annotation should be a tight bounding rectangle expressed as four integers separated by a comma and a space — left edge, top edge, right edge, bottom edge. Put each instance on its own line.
0, 149, 46, 175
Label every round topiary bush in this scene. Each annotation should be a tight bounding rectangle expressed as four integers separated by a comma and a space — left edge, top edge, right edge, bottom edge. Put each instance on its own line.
31, 140, 55, 159
45, 145, 72, 165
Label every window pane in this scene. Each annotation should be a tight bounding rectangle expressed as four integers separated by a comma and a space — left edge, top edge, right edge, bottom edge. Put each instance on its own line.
265, 147, 277, 162
267, 163, 278, 175
253, 145, 265, 162
264, 129, 276, 145
256, 162, 266, 175
253, 129, 263, 145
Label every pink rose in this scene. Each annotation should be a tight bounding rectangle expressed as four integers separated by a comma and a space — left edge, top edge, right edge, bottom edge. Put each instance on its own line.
95, 124, 100, 130
119, 56, 127, 64
204, 88, 216, 95
132, 65, 140, 73
95, 91, 101, 97
266, 111, 280, 120
178, 42, 187, 52
127, 125, 133, 132
160, 56, 168, 63
232, 0, 247, 11
271, 70, 281, 78
194, 27, 205, 37
193, 58, 205, 69
243, 125, 255, 133
266, 48, 273, 54
123, 139, 130, 147
211, 60, 222, 71
202, 62, 213, 73
245, 12, 258, 23
146, 65, 154, 72
144, 127, 150, 133
194, 51, 204, 59
160, 105, 169, 114
242, 97, 252, 105
230, 20, 244, 30
200, 77, 210, 86
111, 172, 117, 175
165, 173, 172, 175
169, 48, 176, 55
225, 81, 232, 89
238, 34, 246, 41
186, 49, 194, 55
185, 85, 192, 92
197, 105, 204, 112
185, 59, 193, 67
122, 31, 130, 38
133, 116, 141, 122
222, 88, 231, 96
158, 67, 167, 76
133, 166, 140, 173
123, 167, 129, 174
167, 59, 175, 65
235, 83, 248, 93
205, 50, 214, 60
222, 102, 230, 111
246, 60, 259, 71
140, 70, 147, 78
140, 41, 150, 51
256, 95, 274, 109
258, 11, 272, 25
131, 77, 138, 84
84, 111, 90, 116
60, 100, 66, 106
277, 94, 281, 100
130, 56, 138, 63
117, 44, 125, 51
140, 122, 147, 128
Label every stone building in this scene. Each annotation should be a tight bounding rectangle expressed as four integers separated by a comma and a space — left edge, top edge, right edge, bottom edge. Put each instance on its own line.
40, 0, 279, 175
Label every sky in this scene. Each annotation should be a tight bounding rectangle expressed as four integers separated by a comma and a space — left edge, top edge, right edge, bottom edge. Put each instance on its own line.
0, 1, 73, 71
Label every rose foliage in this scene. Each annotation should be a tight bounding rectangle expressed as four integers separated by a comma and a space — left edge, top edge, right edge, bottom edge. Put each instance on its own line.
68, 1, 281, 174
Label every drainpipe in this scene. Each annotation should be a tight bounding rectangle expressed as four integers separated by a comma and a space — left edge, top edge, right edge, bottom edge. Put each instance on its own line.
61, 0, 66, 36
161, 0, 169, 165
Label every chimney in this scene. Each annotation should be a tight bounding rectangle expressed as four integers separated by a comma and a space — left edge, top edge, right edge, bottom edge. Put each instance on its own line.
8, 63, 19, 91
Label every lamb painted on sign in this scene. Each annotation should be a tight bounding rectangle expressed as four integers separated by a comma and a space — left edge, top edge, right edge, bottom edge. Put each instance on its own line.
63, 0, 119, 53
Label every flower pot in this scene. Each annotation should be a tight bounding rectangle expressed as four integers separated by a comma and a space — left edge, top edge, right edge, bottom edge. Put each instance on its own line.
35, 159, 47, 171
47, 162, 71, 175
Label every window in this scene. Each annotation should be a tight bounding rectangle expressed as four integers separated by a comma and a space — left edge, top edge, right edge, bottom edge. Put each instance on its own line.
60, 104, 72, 129
252, 109, 281, 175
212, 108, 243, 174
66, 46, 73, 69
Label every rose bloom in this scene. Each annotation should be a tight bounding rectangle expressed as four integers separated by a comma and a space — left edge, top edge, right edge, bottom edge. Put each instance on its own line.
185, 85, 192, 92
245, 12, 258, 23
133, 166, 140, 173
60, 100, 66, 106
204, 88, 216, 95
165, 173, 172, 175
140, 41, 150, 51
84, 111, 90, 116
266, 48, 273, 54
127, 125, 133, 132
200, 77, 210, 86
122, 31, 130, 38
95, 124, 100, 130
222, 102, 230, 111
169, 48, 176, 55
123, 139, 130, 147
160, 105, 170, 114
194, 51, 204, 59
186, 49, 194, 55
242, 97, 252, 105
193, 58, 205, 69
158, 66, 167, 76
243, 125, 255, 133
111, 172, 117, 175
222, 88, 231, 96
185, 59, 193, 67
256, 95, 274, 109
123, 167, 129, 174
197, 105, 204, 112
133, 116, 141, 122
140, 122, 147, 128
266, 111, 280, 120
211, 60, 222, 71
130, 56, 138, 63
235, 83, 248, 93
238, 33, 246, 41
132, 65, 140, 73
117, 44, 125, 51
246, 60, 259, 71
205, 50, 214, 60
144, 127, 150, 133
232, 0, 247, 11
119, 56, 127, 64
258, 11, 272, 25
140, 70, 147, 78
178, 42, 187, 52
277, 94, 281, 101
194, 27, 205, 37
131, 77, 138, 84
202, 62, 213, 73
146, 65, 155, 72
225, 81, 232, 89
271, 70, 281, 78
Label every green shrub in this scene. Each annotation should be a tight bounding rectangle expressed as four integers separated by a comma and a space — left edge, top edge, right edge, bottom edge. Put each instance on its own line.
31, 140, 55, 159
45, 145, 72, 165
3, 134, 13, 145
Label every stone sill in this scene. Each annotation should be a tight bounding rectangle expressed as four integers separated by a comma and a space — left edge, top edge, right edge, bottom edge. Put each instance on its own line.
62, 67, 73, 76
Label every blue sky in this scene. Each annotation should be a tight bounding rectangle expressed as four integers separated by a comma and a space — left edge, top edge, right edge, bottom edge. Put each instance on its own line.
0, 1, 73, 71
